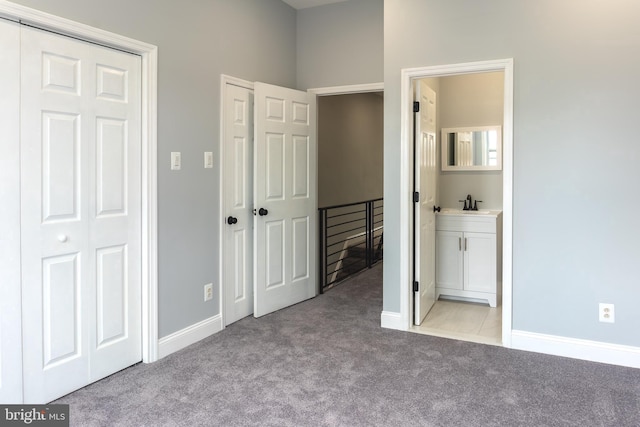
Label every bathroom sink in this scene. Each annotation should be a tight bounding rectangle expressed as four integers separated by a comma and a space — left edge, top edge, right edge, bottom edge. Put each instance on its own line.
462, 210, 490, 214
438, 208, 497, 216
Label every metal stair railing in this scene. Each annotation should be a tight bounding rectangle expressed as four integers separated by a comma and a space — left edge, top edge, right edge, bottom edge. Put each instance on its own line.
318, 198, 383, 293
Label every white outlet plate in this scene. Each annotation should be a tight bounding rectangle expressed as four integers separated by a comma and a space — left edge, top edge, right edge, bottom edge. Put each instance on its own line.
599, 303, 614, 323
204, 283, 213, 302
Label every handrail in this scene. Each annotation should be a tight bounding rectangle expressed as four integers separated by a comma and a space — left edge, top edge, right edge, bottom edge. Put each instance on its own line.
318, 197, 383, 211
318, 198, 383, 293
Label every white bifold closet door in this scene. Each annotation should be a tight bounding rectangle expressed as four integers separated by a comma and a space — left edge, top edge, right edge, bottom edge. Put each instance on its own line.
0, 18, 23, 404
20, 26, 142, 403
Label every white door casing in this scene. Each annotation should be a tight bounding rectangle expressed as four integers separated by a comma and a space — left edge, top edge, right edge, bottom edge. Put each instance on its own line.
253, 82, 317, 318
397, 59, 513, 348
223, 83, 255, 325
20, 26, 142, 403
0, 17, 23, 404
414, 81, 437, 325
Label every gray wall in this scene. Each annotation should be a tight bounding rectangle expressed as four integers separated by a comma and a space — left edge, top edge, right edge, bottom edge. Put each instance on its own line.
11, 0, 297, 337
385, 0, 640, 347
296, 0, 383, 89
438, 72, 504, 210
318, 93, 383, 207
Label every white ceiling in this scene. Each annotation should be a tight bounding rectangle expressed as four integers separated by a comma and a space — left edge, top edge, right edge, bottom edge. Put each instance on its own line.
282, 0, 348, 10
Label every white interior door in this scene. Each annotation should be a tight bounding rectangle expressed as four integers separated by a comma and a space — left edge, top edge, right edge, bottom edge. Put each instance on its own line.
20, 26, 142, 403
253, 82, 317, 318
414, 80, 437, 325
0, 18, 23, 404
223, 83, 255, 325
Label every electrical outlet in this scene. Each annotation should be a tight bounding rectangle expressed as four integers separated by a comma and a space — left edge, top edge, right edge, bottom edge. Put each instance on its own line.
599, 303, 614, 323
204, 283, 213, 302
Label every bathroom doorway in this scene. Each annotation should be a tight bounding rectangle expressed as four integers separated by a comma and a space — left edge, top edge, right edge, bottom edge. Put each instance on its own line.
402, 59, 514, 347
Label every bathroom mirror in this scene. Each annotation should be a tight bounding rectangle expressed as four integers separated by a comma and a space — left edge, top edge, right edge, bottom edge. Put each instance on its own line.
441, 125, 502, 171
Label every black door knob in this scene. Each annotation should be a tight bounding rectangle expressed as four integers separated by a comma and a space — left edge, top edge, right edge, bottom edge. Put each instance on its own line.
433, 206, 441, 213
227, 216, 238, 225
258, 208, 268, 216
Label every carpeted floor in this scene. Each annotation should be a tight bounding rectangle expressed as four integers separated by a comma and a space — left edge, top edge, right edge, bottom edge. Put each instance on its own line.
56, 263, 640, 426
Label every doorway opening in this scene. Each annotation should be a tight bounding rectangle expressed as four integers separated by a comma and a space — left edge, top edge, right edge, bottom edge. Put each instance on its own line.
219, 80, 384, 327
399, 59, 514, 347
219, 76, 317, 326
315, 89, 384, 293
311, 84, 384, 294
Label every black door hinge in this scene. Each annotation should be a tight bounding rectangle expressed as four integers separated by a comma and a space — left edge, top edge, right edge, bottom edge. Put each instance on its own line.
413, 101, 420, 113
413, 191, 419, 203
413, 281, 419, 292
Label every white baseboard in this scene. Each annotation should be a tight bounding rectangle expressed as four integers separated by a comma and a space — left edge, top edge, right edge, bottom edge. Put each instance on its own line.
158, 314, 223, 359
511, 330, 640, 369
381, 311, 405, 331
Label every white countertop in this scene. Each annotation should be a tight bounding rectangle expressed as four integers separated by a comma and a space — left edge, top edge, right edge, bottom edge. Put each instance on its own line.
437, 208, 502, 218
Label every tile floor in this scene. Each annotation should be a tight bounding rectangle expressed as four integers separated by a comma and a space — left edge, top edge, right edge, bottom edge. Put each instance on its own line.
411, 299, 502, 346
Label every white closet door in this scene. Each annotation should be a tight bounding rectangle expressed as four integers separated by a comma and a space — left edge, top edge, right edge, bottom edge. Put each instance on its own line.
20, 26, 142, 403
223, 84, 255, 325
253, 82, 317, 318
0, 18, 23, 404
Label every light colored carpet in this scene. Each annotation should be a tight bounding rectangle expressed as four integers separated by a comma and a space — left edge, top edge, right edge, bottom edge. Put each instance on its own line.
56, 264, 640, 426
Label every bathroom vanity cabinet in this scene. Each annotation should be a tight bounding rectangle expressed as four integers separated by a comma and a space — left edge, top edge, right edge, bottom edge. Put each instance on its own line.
435, 210, 502, 307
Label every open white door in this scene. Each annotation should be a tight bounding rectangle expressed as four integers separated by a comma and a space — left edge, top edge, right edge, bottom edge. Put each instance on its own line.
414, 80, 437, 325
253, 82, 316, 318
223, 83, 255, 325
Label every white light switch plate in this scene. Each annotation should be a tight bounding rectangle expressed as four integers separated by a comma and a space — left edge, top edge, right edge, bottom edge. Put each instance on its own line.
204, 152, 213, 168
171, 152, 181, 170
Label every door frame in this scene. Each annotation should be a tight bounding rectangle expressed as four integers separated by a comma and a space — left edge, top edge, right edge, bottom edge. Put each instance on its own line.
399, 59, 514, 347
218, 79, 383, 325
218, 74, 254, 327
0, 1, 159, 362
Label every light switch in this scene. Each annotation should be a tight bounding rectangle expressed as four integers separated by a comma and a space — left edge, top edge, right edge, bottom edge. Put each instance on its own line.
204, 152, 213, 168
171, 152, 181, 170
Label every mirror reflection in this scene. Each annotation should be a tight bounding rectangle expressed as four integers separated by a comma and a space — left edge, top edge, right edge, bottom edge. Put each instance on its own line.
441, 126, 502, 171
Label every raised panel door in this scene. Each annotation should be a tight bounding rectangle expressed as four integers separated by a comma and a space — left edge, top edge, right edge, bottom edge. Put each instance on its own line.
20, 26, 141, 403
0, 18, 24, 404
223, 84, 254, 326
414, 80, 437, 325
253, 82, 316, 318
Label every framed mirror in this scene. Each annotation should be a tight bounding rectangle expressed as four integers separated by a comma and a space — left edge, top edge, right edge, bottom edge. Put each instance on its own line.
441, 125, 502, 171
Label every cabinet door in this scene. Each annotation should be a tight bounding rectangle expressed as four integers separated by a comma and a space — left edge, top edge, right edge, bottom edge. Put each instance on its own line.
464, 232, 496, 293
436, 231, 463, 290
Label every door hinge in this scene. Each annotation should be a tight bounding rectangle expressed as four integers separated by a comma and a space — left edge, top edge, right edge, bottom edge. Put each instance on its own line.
413, 281, 419, 292
413, 101, 420, 113
413, 191, 419, 203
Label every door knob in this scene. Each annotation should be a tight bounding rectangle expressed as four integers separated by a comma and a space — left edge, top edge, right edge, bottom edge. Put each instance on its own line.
258, 208, 268, 216
433, 206, 441, 213
227, 216, 238, 225
58, 234, 68, 242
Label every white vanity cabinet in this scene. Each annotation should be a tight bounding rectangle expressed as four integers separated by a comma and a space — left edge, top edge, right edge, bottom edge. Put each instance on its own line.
435, 211, 502, 307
